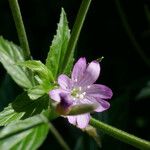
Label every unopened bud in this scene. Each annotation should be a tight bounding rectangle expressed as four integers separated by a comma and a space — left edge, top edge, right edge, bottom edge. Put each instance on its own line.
68, 103, 98, 116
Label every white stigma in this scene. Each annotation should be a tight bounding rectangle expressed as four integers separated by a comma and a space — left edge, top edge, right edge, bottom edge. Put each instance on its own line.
71, 87, 86, 100
79, 87, 82, 91
74, 79, 78, 82
87, 85, 91, 89
83, 92, 86, 96
79, 94, 84, 99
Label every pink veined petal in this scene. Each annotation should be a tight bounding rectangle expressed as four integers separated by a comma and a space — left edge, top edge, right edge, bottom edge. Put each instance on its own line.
49, 89, 68, 102
67, 116, 77, 125
71, 57, 87, 82
78, 61, 100, 86
80, 97, 102, 110
86, 84, 113, 99
94, 99, 110, 112
58, 74, 72, 90
76, 97, 98, 105
77, 113, 90, 128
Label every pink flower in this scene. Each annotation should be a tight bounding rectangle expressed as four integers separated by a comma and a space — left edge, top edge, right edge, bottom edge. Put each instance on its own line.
49, 58, 113, 128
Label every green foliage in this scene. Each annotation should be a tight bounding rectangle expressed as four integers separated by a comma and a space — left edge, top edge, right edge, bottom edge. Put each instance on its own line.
18, 60, 54, 83
137, 81, 150, 99
0, 37, 33, 89
0, 92, 49, 126
18, 60, 56, 99
27, 85, 47, 100
46, 8, 71, 78
0, 105, 24, 126
74, 137, 84, 150
0, 115, 49, 150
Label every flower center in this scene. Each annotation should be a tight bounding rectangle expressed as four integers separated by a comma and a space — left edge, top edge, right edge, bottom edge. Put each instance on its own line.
71, 87, 86, 100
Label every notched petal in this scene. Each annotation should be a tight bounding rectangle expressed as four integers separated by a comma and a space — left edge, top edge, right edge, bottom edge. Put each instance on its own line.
78, 61, 100, 86
71, 57, 87, 82
58, 74, 72, 89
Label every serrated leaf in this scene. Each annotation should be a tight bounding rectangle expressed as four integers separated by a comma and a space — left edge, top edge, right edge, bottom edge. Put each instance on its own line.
0, 92, 49, 126
0, 115, 49, 150
0, 37, 33, 89
18, 60, 54, 83
46, 8, 71, 78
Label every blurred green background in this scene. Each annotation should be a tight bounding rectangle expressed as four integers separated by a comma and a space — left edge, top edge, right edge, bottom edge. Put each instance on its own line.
0, 0, 150, 149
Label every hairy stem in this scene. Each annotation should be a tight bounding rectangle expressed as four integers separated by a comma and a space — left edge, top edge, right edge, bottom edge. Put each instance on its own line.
115, 0, 150, 67
8, 0, 31, 60
90, 118, 150, 150
48, 122, 70, 150
62, 0, 92, 72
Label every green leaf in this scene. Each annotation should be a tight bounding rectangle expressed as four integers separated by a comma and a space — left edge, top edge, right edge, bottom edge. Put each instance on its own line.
136, 81, 150, 99
18, 60, 54, 83
74, 137, 84, 150
0, 37, 33, 89
63, 56, 74, 76
0, 115, 49, 150
27, 85, 46, 100
46, 8, 71, 78
27, 82, 54, 100
0, 92, 49, 126
0, 105, 24, 126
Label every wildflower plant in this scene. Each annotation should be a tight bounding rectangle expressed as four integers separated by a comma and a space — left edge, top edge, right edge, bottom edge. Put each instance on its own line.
50, 57, 113, 128
0, 0, 149, 150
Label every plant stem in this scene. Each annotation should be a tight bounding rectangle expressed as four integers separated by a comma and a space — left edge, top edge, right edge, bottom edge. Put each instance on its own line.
62, 0, 92, 72
90, 118, 150, 150
115, 0, 150, 67
48, 122, 70, 150
144, 5, 150, 26
8, 0, 31, 60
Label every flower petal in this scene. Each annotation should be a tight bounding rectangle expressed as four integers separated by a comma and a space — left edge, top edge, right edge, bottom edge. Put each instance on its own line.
81, 97, 102, 110
58, 74, 72, 90
76, 97, 97, 105
94, 99, 110, 112
59, 93, 73, 109
77, 113, 90, 128
71, 57, 87, 82
86, 84, 113, 99
67, 116, 77, 125
49, 89, 68, 102
78, 61, 100, 86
